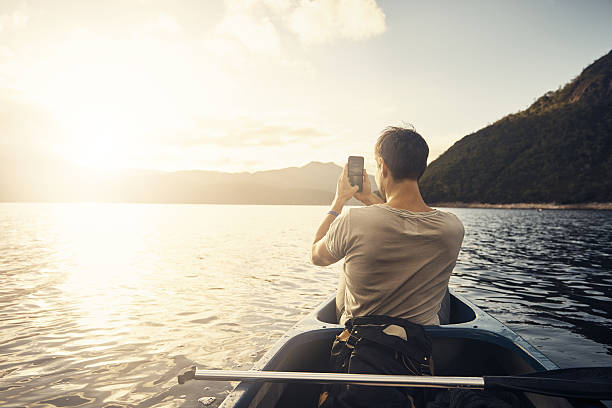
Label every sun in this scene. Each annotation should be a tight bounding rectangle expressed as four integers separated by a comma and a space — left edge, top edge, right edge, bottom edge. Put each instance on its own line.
16, 32, 205, 172
22, 58, 154, 170
60, 130, 130, 171
53, 106, 142, 171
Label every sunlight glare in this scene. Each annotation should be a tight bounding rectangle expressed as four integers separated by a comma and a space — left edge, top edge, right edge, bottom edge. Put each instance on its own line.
17, 31, 229, 171
55, 204, 153, 329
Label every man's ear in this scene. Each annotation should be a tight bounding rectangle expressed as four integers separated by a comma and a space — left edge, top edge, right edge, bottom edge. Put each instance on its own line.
380, 158, 389, 179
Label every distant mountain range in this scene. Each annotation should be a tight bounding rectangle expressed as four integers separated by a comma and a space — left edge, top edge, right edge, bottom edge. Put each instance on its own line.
116, 162, 378, 205
420, 49, 612, 204
0, 160, 376, 205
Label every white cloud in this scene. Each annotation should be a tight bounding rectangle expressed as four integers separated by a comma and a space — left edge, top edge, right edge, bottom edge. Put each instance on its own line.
287, 0, 386, 45
164, 116, 332, 148
213, 124, 331, 147
215, 13, 281, 56
218, 0, 386, 53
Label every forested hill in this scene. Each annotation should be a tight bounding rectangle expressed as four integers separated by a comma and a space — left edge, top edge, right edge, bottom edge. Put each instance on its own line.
420, 49, 612, 204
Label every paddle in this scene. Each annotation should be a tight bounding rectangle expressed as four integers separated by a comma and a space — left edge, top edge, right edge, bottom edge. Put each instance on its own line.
177, 366, 612, 400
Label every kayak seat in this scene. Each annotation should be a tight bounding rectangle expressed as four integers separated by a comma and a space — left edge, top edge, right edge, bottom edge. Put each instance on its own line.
314, 292, 476, 326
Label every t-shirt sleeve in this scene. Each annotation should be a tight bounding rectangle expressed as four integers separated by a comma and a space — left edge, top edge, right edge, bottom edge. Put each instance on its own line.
323, 210, 351, 260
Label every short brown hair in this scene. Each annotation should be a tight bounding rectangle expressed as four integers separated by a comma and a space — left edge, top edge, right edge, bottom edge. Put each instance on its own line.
375, 126, 429, 180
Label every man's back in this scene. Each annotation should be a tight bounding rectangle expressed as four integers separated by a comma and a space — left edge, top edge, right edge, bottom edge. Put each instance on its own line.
325, 204, 464, 325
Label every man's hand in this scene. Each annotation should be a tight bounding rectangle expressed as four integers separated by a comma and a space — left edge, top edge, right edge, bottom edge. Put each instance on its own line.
354, 169, 384, 206
333, 164, 359, 209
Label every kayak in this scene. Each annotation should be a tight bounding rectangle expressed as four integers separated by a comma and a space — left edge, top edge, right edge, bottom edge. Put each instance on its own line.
217, 290, 606, 408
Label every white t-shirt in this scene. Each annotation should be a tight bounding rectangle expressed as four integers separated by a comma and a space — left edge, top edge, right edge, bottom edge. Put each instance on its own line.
323, 204, 464, 325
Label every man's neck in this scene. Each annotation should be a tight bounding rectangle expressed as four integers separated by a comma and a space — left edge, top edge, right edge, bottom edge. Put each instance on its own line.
384, 179, 433, 212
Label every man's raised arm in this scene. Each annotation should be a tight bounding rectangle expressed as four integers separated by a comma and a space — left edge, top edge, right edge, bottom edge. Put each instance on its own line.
311, 164, 358, 266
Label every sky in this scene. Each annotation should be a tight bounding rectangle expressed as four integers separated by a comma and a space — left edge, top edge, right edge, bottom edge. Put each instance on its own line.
1, 0, 611, 174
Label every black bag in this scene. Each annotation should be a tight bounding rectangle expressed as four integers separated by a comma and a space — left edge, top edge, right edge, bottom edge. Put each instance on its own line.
319, 315, 433, 408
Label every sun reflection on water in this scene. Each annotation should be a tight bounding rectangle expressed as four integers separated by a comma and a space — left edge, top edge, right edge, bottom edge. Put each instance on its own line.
51, 204, 157, 330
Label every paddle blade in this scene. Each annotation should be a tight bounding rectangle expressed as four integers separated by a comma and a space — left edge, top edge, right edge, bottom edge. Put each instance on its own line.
485, 367, 612, 400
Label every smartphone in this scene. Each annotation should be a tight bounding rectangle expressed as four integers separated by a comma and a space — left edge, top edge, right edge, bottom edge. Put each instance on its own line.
348, 156, 364, 192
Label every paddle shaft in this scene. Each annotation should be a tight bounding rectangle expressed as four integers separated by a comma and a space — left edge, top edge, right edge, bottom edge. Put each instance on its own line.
178, 367, 612, 400
187, 368, 484, 389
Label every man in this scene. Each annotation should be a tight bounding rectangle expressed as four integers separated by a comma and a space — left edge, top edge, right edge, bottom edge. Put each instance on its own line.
311, 126, 464, 407
312, 126, 464, 326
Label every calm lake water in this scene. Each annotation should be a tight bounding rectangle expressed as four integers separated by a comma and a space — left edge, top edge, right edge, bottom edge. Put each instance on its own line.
1, 203, 611, 407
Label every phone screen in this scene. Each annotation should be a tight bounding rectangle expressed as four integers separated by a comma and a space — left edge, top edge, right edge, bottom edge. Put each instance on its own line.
348, 156, 364, 192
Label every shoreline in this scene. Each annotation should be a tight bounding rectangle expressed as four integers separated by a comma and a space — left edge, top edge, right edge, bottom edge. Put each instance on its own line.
432, 202, 612, 210
2, 201, 612, 210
